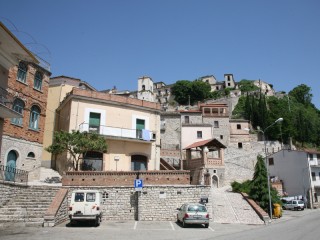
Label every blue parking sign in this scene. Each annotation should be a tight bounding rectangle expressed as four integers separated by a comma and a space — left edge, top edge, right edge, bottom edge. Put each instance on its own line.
134, 179, 143, 188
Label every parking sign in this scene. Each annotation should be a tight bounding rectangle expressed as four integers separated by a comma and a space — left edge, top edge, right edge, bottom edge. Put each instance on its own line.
134, 179, 143, 191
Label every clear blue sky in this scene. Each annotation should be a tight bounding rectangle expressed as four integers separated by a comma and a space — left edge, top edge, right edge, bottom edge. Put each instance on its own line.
1, 0, 319, 108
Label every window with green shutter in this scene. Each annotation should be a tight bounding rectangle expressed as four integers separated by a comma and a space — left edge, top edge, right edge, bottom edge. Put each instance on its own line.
136, 119, 145, 139
89, 112, 100, 133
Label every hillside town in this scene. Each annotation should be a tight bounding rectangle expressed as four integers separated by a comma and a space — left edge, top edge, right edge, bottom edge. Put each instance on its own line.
1, 20, 320, 231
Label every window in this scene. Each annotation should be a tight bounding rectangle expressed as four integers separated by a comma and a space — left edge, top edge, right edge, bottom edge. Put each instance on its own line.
131, 155, 147, 170
220, 135, 223, 140
269, 158, 274, 165
86, 193, 96, 202
136, 119, 145, 139
214, 121, 219, 128
228, 83, 231, 86
34, 71, 42, 90
27, 152, 35, 158
89, 112, 101, 133
237, 124, 241, 129
29, 105, 40, 130
184, 116, 189, 124
197, 131, 202, 139
238, 142, 243, 148
17, 62, 27, 83
142, 85, 145, 90
309, 153, 313, 161
11, 98, 24, 125
312, 172, 316, 181
75, 192, 84, 202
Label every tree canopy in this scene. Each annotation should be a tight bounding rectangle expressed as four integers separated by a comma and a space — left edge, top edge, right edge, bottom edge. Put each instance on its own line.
46, 130, 108, 171
232, 84, 320, 148
171, 80, 211, 105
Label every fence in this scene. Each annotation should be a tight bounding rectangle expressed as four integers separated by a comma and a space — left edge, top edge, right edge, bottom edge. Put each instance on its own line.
0, 165, 28, 185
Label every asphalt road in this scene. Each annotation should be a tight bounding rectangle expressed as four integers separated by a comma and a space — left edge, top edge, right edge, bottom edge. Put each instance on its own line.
0, 209, 319, 240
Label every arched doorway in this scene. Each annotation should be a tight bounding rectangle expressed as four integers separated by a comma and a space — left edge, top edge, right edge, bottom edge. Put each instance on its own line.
131, 155, 148, 170
5, 150, 17, 181
212, 175, 219, 188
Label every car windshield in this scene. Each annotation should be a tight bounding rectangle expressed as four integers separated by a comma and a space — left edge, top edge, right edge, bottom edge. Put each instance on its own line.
187, 205, 207, 212
298, 200, 304, 204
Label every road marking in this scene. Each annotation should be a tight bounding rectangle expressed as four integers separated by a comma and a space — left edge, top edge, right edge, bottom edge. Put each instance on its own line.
170, 221, 175, 230
133, 221, 137, 230
208, 226, 215, 231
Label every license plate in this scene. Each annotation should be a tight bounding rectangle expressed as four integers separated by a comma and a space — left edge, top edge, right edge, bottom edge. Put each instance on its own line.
193, 215, 202, 219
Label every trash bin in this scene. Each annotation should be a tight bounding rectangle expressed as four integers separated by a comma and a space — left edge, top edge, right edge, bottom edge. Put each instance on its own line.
273, 203, 281, 218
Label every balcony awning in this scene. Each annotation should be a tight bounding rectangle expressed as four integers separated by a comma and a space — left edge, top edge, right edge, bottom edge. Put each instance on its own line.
184, 138, 226, 150
0, 103, 22, 118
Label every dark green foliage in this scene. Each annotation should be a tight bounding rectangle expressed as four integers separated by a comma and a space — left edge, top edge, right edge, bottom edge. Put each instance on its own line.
232, 83, 320, 148
172, 80, 211, 105
249, 155, 281, 211
231, 180, 251, 194
238, 79, 259, 92
46, 130, 108, 171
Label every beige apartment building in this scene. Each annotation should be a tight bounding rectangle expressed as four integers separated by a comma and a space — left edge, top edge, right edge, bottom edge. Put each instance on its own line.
42, 76, 97, 167
53, 88, 161, 174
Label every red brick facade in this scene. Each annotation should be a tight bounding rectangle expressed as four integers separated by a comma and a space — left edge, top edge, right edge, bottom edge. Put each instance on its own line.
3, 62, 50, 144
62, 170, 190, 186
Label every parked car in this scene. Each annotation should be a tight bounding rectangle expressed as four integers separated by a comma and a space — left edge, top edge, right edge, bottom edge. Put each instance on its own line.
282, 199, 305, 211
176, 203, 209, 228
69, 190, 102, 226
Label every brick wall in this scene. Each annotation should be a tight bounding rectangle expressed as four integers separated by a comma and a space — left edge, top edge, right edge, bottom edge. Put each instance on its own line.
3, 63, 50, 144
62, 170, 190, 186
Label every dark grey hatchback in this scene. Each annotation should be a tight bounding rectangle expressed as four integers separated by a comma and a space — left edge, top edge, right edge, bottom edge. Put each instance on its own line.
176, 203, 210, 228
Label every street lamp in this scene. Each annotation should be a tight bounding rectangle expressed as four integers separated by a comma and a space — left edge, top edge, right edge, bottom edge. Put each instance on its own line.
258, 117, 283, 220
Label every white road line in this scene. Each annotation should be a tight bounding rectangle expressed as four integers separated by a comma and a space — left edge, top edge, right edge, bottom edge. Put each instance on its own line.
133, 221, 138, 230
208, 226, 215, 231
170, 221, 175, 230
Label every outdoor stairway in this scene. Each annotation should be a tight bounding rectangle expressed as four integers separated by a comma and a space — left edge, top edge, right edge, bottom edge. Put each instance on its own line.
212, 186, 264, 225
0, 185, 60, 227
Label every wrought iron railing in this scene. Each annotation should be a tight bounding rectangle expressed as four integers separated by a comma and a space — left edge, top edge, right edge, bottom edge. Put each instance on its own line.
0, 165, 28, 185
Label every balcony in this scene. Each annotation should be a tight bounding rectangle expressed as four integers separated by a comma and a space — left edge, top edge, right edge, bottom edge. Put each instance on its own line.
79, 123, 156, 142
0, 87, 22, 119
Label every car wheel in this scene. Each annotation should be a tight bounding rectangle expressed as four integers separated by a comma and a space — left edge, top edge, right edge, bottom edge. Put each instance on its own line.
282, 206, 286, 210
204, 223, 209, 228
302, 208, 304, 211
176, 215, 180, 223
182, 219, 187, 228
95, 217, 100, 227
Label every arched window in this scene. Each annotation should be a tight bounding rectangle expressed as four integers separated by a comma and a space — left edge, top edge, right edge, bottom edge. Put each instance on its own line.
29, 105, 41, 130
34, 71, 42, 90
11, 98, 24, 125
17, 62, 27, 83
27, 152, 35, 158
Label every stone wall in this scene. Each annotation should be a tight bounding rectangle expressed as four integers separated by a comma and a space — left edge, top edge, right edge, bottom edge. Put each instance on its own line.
66, 185, 211, 221
223, 140, 282, 185
0, 136, 42, 172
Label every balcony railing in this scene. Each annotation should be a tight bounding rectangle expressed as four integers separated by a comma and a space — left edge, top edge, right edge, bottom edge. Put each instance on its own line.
0, 87, 13, 108
79, 123, 156, 142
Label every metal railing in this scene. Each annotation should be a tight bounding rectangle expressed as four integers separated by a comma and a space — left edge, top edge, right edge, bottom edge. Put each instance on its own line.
79, 123, 156, 141
0, 165, 28, 185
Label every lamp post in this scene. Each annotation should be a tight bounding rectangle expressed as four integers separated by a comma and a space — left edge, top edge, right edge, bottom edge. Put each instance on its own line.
258, 117, 283, 220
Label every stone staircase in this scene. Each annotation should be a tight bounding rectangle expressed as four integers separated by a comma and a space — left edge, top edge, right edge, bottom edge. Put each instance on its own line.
0, 185, 60, 227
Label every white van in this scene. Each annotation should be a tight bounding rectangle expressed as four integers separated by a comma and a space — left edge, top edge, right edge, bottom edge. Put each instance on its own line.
69, 190, 102, 226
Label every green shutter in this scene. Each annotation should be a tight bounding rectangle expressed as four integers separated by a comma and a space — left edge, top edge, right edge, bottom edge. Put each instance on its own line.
136, 119, 145, 130
89, 113, 101, 126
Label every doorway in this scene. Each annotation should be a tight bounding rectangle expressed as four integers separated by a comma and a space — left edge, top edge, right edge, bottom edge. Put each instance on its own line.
212, 175, 219, 188
5, 150, 17, 181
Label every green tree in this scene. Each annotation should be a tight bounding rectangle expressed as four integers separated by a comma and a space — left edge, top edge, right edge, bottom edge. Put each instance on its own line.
172, 80, 211, 105
171, 80, 192, 105
289, 84, 313, 106
46, 130, 108, 171
249, 155, 281, 212
238, 79, 259, 92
